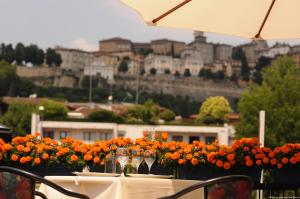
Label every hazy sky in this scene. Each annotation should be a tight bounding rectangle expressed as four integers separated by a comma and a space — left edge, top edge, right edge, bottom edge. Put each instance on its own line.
0, 0, 299, 51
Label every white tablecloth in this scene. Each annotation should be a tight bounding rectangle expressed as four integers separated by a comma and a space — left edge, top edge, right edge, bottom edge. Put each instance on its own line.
38, 176, 203, 199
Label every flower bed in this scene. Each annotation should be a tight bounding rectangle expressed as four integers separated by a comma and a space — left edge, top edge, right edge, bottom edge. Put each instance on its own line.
0, 133, 300, 184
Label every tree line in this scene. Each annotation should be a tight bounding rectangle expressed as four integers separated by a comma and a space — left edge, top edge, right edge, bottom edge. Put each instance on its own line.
0, 43, 62, 67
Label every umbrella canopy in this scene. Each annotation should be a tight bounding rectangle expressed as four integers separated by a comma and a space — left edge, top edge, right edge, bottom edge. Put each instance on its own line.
120, 0, 300, 40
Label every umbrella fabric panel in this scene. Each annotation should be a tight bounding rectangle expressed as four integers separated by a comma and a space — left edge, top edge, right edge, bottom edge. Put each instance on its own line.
121, 0, 300, 39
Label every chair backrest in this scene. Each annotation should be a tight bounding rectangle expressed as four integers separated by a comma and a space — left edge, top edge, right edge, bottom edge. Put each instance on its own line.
0, 166, 90, 199
0, 171, 35, 199
158, 175, 252, 199
205, 176, 252, 199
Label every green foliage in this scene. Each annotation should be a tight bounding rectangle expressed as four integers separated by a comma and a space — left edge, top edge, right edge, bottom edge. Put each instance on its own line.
0, 103, 37, 135
46, 48, 62, 67
0, 61, 36, 97
230, 73, 238, 82
41, 100, 68, 120
88, 110, 123, 123
126, 100, 160, 124
236, 56, 300, 147
150, 68, 157, 75
183, 68, 191, 77
164, 69, 171, 74
174, 70, 180, 77
252, 56, 271, 84
198, 96, 232, 124
159, 109, 176, 122
198, 69, 213, 78
118, 61, 128, 73
81, 76, 98, 89
233, 47, 250, 81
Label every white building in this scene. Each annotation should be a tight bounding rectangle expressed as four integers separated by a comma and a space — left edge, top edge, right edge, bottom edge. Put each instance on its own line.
180, 48, 204, 76
31, 113, 234, 145
84, 61, 114, 82
55, 47, 96, 72
144, 54, 180, 74
258, 43, 291, 59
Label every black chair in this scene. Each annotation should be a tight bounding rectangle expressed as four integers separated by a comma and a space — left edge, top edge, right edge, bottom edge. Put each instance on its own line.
158, 175, 252, 199
0, 166, 90, 199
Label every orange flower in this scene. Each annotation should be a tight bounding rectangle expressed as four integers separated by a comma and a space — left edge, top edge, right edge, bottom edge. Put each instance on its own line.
71, 155, 78, 162
270, 158, 277, 165
185, 154, 193, 161
93, 156, 100, 163
24, 147, 31, 153
216, 160, 223, 168
256, 159, 262, 166
178, 159, 185, 165
290, 157, 297, 164
34, 157, 41, 165
171, 152, 180, 160
42, 153, 49, 160
3, 144, 12, 151
20, 157, 27, 164
191, 158, 198, 166
227, 154, 235, 161
26, 156, 32, 162
263, 157, 269, 164
281, 157, 288, 164
223, 162, 231, 170
11, 154, 19, 161
161, 132, 168, 140
277, 163, 283, 169
84, 154, 93, 161
243, 146, 249, 151
268, 152, 275, 158
165, 152, 172, 159
16, 145, 25, 152
245, 159, 253, 167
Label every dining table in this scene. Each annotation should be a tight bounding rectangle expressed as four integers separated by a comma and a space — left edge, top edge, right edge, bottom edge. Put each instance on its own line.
38, 175, 203, 199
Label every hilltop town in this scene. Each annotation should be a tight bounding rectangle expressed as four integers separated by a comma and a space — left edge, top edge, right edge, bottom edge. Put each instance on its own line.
1, 31, 300, 103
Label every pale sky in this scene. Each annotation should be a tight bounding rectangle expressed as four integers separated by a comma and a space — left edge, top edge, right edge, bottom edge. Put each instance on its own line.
0, 0, 299, 51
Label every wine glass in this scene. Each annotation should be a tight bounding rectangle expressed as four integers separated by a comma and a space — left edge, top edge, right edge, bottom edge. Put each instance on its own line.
131, 148, 144, 174
116, 147, 129, 176
144, 149, 156, 174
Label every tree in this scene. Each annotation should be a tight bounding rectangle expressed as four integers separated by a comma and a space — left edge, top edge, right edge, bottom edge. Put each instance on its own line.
118, 61, 128, 73
46, 48, 62, 67
0, 103, 37, 135
41, 100, 68, 120
160, 109, 176, 122
150, 68, 157, 75
183, 68, 191, 77
233, 47, 250, 81
88, 110, 123, 123
198, 96, 232, 124
0, 44, 14, 63
230, 73, 238, 82
253, 56, 271, 84
174, 70, 180, 77
0, 61, 17, 96
126, 99, 160, 124
236, 56, 300, 147
199, 69, 213, 79
164, 69, 171, 74
14, 43, 25, 65
24, 44, 44, 65
81, 76, 98, 89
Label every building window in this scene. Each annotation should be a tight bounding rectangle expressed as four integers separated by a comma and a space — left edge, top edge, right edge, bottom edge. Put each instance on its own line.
205, 136, 216, 144
189, 136, 200, 144
84, 132, 93, 141
172, 136, 183, 142
43, 131, 54, 139
60, 132, 68, 140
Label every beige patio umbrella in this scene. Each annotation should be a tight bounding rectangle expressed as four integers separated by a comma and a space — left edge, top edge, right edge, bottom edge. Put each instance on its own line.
120, 0, 300, 40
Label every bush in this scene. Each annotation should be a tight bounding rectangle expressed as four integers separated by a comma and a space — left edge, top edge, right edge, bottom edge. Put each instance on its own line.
88, 110, 123, 123
160, 109, 176, 122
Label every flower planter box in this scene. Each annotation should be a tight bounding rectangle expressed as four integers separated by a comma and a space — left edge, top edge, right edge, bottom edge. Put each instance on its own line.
178, 164, 262, 187
270, 167, 300, 186
7, 165, 83, 177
